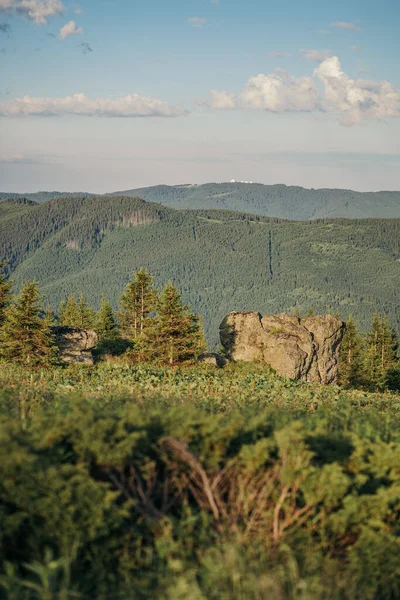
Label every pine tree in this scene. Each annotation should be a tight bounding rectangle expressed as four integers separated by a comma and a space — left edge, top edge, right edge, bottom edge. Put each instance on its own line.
338, 316, 364, 388
59, 295, 96, 329
151, 282, 205, 364
119, 268, 157, 340
1, 281, 57, 366
364, 313, 398, 390
96, 297, 118, 340
0, 262, 12, 328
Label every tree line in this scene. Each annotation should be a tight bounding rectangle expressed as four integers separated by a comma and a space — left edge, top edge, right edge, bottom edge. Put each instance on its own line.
0, 262, 399, 390
0, 265, 205, 367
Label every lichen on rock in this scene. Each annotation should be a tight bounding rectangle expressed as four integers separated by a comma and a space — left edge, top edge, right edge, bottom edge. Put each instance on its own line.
220, 311, 345, 384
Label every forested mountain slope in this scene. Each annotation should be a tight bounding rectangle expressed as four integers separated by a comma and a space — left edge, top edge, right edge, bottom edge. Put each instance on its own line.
110, 182, 400, 220
0, 191, 93, 203
1, 196, 399, 345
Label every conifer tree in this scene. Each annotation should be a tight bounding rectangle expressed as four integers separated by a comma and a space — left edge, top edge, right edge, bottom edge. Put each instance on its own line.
0, 262, 12, 328
338, 316, 364, 388
364, 313, 398, 390
119, 268, 157, 340
151, 282, 205, 364
96, 297, 118, 340
1, 281, 57, 366
59, 295, 96, 329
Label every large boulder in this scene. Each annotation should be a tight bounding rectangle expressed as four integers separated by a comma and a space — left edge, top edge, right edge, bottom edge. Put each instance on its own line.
220, 311, 345, 384
52, 326, 98, 365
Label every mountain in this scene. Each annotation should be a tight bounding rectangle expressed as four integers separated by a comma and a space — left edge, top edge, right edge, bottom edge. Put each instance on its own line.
0, 191, 93, 204
1, 195, 399, 346
110, 182, 400, 220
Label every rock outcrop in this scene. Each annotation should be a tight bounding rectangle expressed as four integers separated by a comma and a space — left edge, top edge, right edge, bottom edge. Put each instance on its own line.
220, 312, 345, 384
198, 352, 228, 368
52, 326, 98, 365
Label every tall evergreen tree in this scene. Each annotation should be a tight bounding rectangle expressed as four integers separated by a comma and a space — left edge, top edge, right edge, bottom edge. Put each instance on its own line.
151, 282, 205, 364
338, 316, 364, 388
119, 268, 157, 340
364, 313, 398, 390
96, 297, 118, 340
59, 295, 96, 329
0, 262, 12, 328
1, 281, 57, 366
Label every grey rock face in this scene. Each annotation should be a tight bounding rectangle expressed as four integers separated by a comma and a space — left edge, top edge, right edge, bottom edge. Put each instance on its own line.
198, 352, 228, 368
52, 326, 98, 365
220, 312, 345, 384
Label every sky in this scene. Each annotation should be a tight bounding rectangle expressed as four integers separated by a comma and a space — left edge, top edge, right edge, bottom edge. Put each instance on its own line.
0, 0, 399, 192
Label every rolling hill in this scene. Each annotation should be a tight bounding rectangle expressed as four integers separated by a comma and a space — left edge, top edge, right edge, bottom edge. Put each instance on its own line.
1, 195, 399, 346
109, 182, 400, 220
2, 182, 400, 220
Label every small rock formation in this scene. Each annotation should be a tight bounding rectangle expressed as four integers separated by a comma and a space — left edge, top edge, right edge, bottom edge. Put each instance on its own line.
220, 312, 345, 384
52, 326, 98, 365
198, 352, 228, 368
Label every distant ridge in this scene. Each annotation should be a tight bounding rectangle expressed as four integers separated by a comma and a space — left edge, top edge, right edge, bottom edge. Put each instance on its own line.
1, 182, 400, 220
0, 191, 93, 204
109, 182, 400, 220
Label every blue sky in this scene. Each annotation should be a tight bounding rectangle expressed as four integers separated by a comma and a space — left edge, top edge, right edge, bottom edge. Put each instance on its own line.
0, 0, 399, 192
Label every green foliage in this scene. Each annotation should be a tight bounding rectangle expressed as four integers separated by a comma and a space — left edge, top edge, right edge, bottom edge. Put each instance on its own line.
338, 316, 364, 388
1, 196, 399, 346
364, 313, 399, 391
0, 361, 399, 599
0, 282, 57, 366
96, 297, 118, 340
59, 295, 96, 329
0, 262, 12, 327
150, 282, 206, 364
118, 268, 157, 341
112, 182, 400, 220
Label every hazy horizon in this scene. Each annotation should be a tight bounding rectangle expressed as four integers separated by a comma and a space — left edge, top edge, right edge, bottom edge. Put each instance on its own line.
1, 0, 399, 192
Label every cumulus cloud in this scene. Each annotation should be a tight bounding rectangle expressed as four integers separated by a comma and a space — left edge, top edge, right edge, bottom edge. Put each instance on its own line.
0, 92, 188, 118
205, 56, 400, 126
200, 90, 237, 109
59, 19, 82, 39
300, 48, 332, 62
188, 17, 207, 27
330, 21, 359, 30
242, 69, 318, 112
314, 56, 400, 125
0, 0, 64, 24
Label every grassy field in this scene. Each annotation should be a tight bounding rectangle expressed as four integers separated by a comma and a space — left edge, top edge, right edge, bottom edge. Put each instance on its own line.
1, 362, 400, 599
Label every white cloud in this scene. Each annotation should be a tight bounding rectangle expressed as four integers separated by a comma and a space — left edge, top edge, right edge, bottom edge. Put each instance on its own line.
330, 21, 359, 30
59, 19, 82, 39
0, 0, 63, 24
188, 17, 207, 27
0, 92, 189, 118
241, 69, 318, 112
300, 48, 332, 62
350, 44, 361, 51
314, 56, 400, 125
201, 90, 236, 109
205, 56, 400, 126
74, 7, 81, 14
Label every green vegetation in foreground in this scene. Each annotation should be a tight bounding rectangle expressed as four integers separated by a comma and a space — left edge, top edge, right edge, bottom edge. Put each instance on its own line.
1, 362, 400, 599
1, 195, 400, 345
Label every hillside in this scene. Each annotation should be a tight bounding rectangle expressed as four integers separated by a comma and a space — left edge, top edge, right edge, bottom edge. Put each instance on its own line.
0, 191, 93, 204
110, 182, 400, 220
1, 195, 399, 346
2, 182, 400, 220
